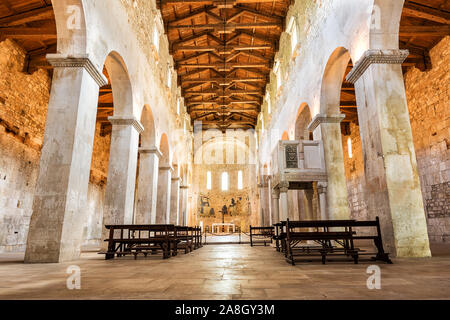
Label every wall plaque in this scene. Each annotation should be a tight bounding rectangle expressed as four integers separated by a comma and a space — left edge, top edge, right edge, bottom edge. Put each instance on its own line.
285, 144, 298, 168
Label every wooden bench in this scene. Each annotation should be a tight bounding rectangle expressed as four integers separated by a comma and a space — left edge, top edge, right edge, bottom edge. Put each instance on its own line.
103, 224, 177, 260
250, 225, 274, 246
175, 226, 194, 254
283, 217, 392, 265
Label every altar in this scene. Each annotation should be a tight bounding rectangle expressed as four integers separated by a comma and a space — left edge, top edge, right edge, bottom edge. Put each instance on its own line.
211, 223, 235, 233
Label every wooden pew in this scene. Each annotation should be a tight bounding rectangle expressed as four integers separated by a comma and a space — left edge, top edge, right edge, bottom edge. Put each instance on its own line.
175, 226, 194, 254
283, 217, 392, 265
249, 225, 274, 246
103, 224, 177, 260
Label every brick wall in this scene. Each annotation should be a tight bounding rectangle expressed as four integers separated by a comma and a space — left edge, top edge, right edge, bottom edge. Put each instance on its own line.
405, 36, 450, 243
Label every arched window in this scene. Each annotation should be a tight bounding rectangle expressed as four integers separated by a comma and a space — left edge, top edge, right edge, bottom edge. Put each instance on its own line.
288, 16, 298, 55
266, 92, 271, 114
206, 171, 212, 190
153, 24, 160, 52
221, 172, 229, 191
237, 171, 243, 190
347, 137, 353, 159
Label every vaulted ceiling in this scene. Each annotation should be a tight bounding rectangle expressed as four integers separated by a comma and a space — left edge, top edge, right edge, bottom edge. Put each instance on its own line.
158, 0, 291, 131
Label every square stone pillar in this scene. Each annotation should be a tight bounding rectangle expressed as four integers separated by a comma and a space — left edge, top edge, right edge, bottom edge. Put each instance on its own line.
157, 166, 173, 224
135, 147, 161, 224
25, 55, 107, 263
257, 182, 265, 225
347, 49, 431, 257
263, 175, 272, 226
170, 176, 181, 225
179, 185, 189, 226
102, 116, 143, 246
308, 114, 350, 220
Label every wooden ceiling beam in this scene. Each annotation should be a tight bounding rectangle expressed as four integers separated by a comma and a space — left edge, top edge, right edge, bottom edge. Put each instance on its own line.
177, 62, 269, 69
402, 1, 450, 24
168, 22, 282, 31
0, 5, 54, 26
0, 26, 56, 40
399, 25, 450, 37
174, 44, 272, 52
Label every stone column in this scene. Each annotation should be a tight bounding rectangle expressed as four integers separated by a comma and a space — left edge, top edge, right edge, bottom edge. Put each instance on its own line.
304, 189, 314, 220
347, 49, 431, 257
308, 114, 350, 220
263, 176, 272, 226
135, 147, 161, 224
271, 188, 280, 223
25, 55, 107, 263
102, 116, 143, 245
278, 181, 289, 221
170, 176, 181, 225
179, 185, 189, 226
157, 166, 172, 224
257, 182, 265, 225
317, 182, 328, 221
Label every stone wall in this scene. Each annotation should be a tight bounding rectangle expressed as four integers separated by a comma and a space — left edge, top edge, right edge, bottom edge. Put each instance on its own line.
0, 39, 111, 252
405, 36, 450, 243
342, 122, 368, 222
0, 39, 50, 252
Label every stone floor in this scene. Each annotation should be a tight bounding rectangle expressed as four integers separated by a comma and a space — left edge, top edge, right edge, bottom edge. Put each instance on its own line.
0, 243, 450, 300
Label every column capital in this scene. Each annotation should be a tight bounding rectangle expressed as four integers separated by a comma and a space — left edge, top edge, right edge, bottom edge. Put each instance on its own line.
46, 54, 108, 87
346, 49, 409, 84
317, 182, 328, 194
180, 185, 189, 189
139, 146, 162, 158
307, 114, 346, 132
159, 165, 174, 172
171, 176, 181, 182
271, 188, 280, 199
279, 181, 289, 193
108, 116, 144, 133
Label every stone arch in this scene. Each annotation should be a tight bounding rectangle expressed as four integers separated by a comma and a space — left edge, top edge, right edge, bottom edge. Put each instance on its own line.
369, 0, 404, 49
139, 105, 156, 148
295, 103, 312, 140
156, 133, 172, 224
104, 51, 134, 117
52, 0, 87, 55
159, 133, 170, 167
320, 47, 351, 115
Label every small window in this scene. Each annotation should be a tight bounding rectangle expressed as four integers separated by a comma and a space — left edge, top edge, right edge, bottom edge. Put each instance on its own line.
347, 137, 353, 159
221, 172, 228, 191
207, 171, 212, 190
237, 171, 243, 190
176, 98, 180, 115
266, 92, 271, 114
153, 25, 160, 52
288, 17, 298, 54
167, 66, 172, 88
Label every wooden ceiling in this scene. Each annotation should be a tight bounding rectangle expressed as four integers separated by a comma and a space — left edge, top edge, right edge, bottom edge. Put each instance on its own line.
158, 0, 291, 131
1, 1, 448, 133
341, 0, 450, 130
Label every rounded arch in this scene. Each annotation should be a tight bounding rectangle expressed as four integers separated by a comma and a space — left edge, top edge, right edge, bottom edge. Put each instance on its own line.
295, 103, 312, 140
139, 105, 156, 148
320, 47, 351, 115
159, 133, 170, 167
194, 136, 255, 165
104, 51, 133, 117
370, 0, 404, 49
52, 0, 87, 55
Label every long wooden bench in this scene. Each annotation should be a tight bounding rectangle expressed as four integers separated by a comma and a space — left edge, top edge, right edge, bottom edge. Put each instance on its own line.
281, 217, 392, 265
103, 224, 177, 260
249, 225, 274, 246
